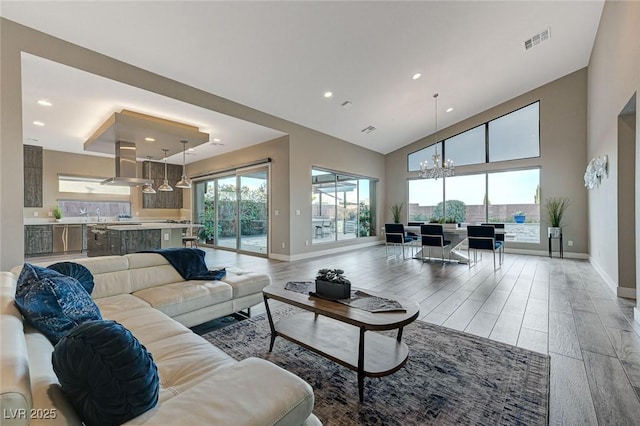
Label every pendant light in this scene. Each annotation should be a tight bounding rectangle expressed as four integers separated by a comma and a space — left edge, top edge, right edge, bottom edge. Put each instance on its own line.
142, 156, 156, 194
157, 148, 173, 192
175, 140, 192, 189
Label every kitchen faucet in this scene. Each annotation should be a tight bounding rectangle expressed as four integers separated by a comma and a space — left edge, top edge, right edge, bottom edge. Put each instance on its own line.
96, 208, 101, 222
79, 208, 88, 222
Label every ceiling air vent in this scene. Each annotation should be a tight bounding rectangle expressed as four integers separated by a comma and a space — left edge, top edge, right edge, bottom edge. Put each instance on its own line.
361, 125, 376, 134
524, 28, 550, 50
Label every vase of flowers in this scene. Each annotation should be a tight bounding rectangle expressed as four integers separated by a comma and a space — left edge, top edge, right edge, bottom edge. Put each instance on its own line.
315, 268, 351, 300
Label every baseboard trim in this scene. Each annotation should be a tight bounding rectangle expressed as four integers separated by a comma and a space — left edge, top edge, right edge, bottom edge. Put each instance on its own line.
269, 240, 383, 262
618, 286, 636, 299
271, 243, 589, 262
502, 247, 589, 259
588, 256, 619, 297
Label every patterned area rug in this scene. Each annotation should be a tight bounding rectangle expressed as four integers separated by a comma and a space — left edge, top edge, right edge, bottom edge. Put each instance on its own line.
203, 308, 550, 425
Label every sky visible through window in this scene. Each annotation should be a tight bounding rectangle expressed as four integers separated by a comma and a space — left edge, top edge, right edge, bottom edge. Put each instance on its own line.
410, 168, 539, 206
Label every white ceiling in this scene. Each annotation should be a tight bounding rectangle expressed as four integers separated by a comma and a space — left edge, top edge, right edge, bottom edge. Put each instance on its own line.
2, 1, 604, 162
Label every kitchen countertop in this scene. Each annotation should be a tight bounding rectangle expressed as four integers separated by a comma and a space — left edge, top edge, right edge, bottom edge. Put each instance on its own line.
24, 218, 193, 226
101, 223, 202, 231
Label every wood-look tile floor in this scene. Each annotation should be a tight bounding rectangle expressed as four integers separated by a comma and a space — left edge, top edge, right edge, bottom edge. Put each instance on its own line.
29, 246, 640, 424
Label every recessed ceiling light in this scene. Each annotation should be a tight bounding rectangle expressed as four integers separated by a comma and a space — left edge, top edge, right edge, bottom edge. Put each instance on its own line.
324, 91, 333, 98
33, 121, 45, 126
37, 100, 52, 106
188, 148, 195, 152
446, 107, 454, 113
412, 73, 421, 80
213, 138, 221, 142
145, 137, 155, 142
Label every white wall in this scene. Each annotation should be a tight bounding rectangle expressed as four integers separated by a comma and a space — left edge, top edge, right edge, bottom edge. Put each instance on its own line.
586, 0, 640, 298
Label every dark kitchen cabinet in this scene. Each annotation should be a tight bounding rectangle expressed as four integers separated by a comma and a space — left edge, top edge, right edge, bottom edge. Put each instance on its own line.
111, 229, 161, 255
24, 225, 53, 256
24, 145, 43, 207
142, 162, 183, 209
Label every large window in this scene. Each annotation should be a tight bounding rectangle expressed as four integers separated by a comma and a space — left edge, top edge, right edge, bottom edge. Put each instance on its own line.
487, 169, 540, 243
408, 178, 442, 221
489, 103, 540, 162
408, 142, 442, 172
312, 168, 377, 244
445, 125, 485, 166
58, 175, 130, 195
444, 174, 486, 223
407, 168, 540, 243
407, 102, 540, 171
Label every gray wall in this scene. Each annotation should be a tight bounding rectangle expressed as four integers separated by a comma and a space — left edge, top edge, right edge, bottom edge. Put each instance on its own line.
386, 69, 589, 256
0, 18, 385, 268
587, 0, 640, 298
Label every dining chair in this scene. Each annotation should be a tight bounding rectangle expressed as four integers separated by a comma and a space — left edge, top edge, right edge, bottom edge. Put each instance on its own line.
419, 224, 451, 263
481, 223, 505, 243
467, 225, 504, 270
322, 220, 333, 236
384, 223, 416, 259
406, 221, 424, 239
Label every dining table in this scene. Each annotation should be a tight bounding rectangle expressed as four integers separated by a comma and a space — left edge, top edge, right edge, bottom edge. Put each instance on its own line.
405, 225, 506, 264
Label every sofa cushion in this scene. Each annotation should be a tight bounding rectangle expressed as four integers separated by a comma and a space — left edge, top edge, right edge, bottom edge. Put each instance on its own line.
14, 263, 102, 344
123, 357, 315, 426
52, 320, 159, 426
132, 280, 233, 318
222, 267, 272, 298
48, 261, 95, 294
66, 255, 133, 299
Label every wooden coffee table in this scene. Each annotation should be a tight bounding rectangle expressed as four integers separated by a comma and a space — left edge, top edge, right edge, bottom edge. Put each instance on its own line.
262, 283, 420, 402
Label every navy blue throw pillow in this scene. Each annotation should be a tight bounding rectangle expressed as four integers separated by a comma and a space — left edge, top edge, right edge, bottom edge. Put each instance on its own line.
52, 320, 160, 426
14, 263, 102, 344
48, 262, 95, 295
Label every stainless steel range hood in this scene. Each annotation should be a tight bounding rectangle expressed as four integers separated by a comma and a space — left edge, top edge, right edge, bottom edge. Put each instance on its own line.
101, 141, 151, 187
83, 110, 210, 187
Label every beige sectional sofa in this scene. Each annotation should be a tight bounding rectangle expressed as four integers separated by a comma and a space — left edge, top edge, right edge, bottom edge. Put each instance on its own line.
1, 253, 321, 425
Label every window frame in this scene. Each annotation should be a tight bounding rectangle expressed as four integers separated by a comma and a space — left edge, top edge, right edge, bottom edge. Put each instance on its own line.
311, 166, 378, 244
407, 100, 541, 172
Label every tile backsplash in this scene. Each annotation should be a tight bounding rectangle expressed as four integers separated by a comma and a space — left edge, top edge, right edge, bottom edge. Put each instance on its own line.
59, 200, 131, 218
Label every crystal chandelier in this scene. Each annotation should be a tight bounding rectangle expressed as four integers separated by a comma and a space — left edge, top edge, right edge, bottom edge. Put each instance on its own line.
418, 93, 454, 180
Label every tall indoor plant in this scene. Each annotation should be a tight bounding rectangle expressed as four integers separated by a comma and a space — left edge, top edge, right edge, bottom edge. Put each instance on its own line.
544, 196, 570, 237
389, 202, 404, 224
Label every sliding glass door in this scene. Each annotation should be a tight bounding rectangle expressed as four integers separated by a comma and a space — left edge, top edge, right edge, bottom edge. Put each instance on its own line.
238, 170, 268, 254
193, 166, 269, 255
216, 176, 237, 250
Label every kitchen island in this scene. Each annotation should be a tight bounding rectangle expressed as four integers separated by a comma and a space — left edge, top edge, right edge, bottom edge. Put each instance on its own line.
87, 222, 201, 257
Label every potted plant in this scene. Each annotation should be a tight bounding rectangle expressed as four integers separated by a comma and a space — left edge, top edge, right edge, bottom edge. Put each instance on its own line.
389, 203, 404, 224
544, 196, 570, 238
512, 211, 526, 224
53, 205, 63, 222
315, 268, 351, 300
444, 217, 458, 230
